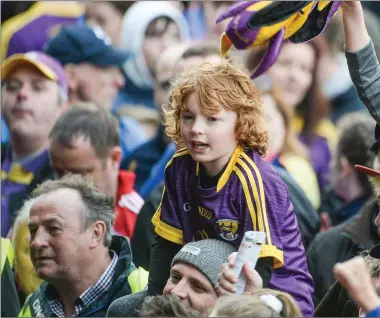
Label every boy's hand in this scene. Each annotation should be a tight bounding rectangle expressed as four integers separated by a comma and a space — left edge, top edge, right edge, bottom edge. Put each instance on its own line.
333, 256, 380, 313
216, 252, 263, 296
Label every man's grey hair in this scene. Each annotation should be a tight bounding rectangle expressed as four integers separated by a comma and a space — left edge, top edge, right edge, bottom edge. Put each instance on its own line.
32, 174, 115, 247
49, 106, 119, 159
330, 112, 376, 194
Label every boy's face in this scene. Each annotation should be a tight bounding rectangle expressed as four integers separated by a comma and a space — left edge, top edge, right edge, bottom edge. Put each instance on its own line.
180, 92, 238, 176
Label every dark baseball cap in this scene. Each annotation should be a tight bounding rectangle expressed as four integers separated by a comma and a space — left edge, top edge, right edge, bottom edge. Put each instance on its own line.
45, 25, 130, 67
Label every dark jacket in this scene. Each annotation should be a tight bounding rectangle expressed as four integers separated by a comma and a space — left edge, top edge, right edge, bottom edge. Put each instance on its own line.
307, 197, 379, 308
131, 182, 164, 270
106, 290, 148, 317
18, 236, 148, 317
1, 143, 55, 228
121, 128, 167, 192
1, 238, 20, 317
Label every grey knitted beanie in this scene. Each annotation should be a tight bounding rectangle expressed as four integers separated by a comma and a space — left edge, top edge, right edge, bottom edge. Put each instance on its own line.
171, 239, 237, 288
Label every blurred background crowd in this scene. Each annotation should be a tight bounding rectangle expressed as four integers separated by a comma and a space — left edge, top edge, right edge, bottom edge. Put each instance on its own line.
2, 1, 380, 317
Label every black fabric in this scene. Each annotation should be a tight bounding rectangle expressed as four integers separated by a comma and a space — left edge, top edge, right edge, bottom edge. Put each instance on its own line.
131, 182, 164, 270
147, 236, 182, 296
1, 259, 21, 317
315, 280, 358, 317
248, 1, 310, 28
307, 197, 379, 307
198, 162, 227, 189
255, 257, 273, 287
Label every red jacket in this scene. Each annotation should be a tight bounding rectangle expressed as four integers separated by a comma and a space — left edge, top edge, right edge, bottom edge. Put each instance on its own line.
114, 170, 144, 238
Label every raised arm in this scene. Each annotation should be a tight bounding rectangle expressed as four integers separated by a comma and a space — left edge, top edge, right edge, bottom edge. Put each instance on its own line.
342, 1, 380, 123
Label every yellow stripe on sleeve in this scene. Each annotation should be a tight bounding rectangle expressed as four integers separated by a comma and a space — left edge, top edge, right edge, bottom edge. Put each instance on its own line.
233, 166, 257, 231
260, 245, 284, 269
241, 153, 272, 246
164, 149, 190, 170
151, 186, 184, 245
154, 220, 184, 245
237, 159, 265, 235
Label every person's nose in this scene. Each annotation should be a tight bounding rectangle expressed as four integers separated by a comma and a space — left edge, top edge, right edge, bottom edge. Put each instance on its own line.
190, 117, 205, 135
30, 228, 49, 251
170, 279, 189, 300
16, 84, 30, 102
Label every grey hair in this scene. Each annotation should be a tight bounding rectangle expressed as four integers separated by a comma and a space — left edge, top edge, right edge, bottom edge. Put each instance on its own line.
32, 174, 115, 247
49, 106, 119, 159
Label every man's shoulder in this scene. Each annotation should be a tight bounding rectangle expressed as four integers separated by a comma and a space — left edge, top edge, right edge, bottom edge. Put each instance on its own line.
107, 290, 148, 317
19, 283, 48, 317
307, 225, 349, 255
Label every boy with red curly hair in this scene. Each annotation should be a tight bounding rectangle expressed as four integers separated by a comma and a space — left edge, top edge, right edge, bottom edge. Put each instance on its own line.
149, 61, 314, 316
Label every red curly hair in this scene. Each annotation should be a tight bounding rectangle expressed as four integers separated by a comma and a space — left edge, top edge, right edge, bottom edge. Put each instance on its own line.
164, 60, 268, 157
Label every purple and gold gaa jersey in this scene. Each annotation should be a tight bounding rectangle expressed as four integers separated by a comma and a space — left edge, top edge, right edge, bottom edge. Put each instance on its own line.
152, 145, 314, 316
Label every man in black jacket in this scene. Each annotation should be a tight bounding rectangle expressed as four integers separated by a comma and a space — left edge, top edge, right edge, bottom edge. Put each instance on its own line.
308, 197, 379, 308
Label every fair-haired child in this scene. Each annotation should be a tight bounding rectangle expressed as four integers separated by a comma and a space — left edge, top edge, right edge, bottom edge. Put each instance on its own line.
342, 1, 380, 123
210, 288, 302, 318
149, 61, 314, 316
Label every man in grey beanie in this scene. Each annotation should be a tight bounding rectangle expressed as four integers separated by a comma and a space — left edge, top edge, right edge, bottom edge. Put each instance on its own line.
107, 239, 239, 316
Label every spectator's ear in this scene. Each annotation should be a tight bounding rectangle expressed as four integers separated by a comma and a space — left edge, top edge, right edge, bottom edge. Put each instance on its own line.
63, 63, 78, 92
340, 156, 354, 177
89, 220, 107, 248
110, 146, 122, 168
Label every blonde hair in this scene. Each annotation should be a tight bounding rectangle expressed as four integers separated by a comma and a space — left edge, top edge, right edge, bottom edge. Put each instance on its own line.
252, 288, 302, 317
361, 250, 380, 277
211, 289, 301, 317
164, 60, 268, 157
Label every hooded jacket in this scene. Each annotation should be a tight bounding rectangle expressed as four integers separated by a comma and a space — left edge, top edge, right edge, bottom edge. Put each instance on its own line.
114, 1, 190, 109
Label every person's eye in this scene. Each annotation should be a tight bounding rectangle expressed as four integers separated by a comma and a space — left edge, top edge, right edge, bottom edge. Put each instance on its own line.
49, 227, 61, 235
207, 117, 218, 122
5, 80, 21, 92
32, 82, 47, 92
171, 275, 181, 283
182, 114, 194, 121
192, 283, 206, 293
29, 229, 36, 239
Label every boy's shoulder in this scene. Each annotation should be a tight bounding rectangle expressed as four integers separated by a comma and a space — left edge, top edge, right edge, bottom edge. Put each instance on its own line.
237, 148, 287, 189
165, 147, 193, 170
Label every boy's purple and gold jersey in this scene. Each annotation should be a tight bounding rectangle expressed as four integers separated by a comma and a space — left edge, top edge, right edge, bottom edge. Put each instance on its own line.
152, 145, 314, 316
